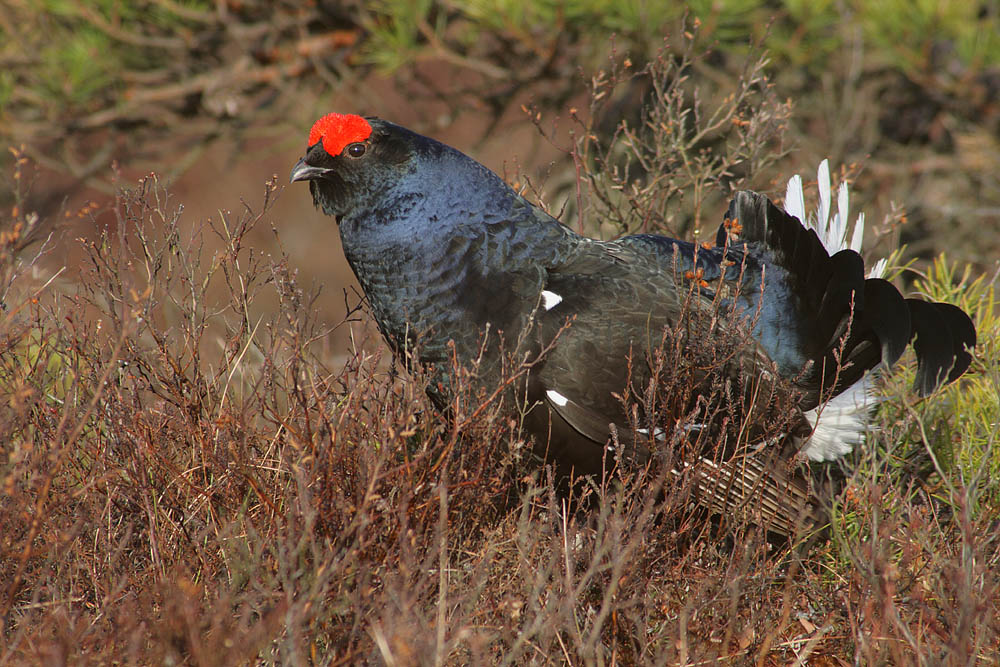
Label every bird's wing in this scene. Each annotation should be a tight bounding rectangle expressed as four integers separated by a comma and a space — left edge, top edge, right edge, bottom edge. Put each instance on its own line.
527, 235, 790, 458
521, 237, 819, 536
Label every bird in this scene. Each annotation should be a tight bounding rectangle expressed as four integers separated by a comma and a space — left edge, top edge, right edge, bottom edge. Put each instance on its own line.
290, 113, 976, 535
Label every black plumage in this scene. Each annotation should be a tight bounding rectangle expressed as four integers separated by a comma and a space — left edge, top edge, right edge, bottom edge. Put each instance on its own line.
290, 113, 976, 534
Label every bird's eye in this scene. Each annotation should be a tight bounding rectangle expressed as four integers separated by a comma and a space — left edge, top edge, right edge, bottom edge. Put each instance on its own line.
346, 143, 366, 158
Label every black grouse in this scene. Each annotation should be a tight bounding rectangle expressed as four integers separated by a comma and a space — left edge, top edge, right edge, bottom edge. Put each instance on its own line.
290, 113, 976, 534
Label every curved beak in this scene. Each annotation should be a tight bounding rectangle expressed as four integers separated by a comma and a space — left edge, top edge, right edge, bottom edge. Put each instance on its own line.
289, 158, 332, 183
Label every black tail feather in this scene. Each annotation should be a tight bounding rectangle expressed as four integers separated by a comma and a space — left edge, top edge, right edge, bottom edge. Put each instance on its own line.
721, 192, 832, 306
721, 190, 975, 403
722, 192, 876, 401
906, 299, 976, 395
861, 278, 911, 367
722, 191, 848, 358
818, 249, 866, 349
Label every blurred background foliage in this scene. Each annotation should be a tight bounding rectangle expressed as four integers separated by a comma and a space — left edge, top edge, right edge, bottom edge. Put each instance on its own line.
4, 1, 997, 120
1, 0, 998, 272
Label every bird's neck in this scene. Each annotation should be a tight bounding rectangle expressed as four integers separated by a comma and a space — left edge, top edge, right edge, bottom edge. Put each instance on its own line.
337, 179, 532, 362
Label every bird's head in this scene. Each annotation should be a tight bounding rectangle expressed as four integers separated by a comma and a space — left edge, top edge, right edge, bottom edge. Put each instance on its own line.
289, 113, 414, 219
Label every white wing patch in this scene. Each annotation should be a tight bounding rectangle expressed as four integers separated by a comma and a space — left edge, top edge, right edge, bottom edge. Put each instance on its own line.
540, 290, 563, 311
636, 427, 668, 441
545, 389, 569, 407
